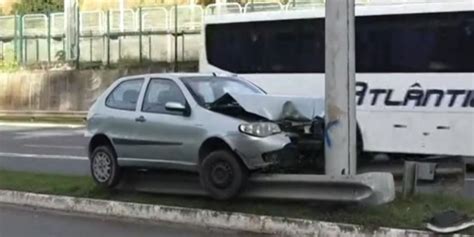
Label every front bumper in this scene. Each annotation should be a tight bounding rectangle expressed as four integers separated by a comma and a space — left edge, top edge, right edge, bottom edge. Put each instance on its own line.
225, 132, 292, 170
261, 144, 299, 168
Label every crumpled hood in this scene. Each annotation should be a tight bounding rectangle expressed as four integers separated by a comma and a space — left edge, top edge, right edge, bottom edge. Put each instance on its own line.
211, 92, 325, 122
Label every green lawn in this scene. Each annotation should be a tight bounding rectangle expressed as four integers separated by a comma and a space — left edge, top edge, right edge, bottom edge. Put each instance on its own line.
1, 170, 473, 232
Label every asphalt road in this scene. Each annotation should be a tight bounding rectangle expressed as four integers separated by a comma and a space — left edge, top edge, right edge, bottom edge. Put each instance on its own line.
0, 204, 264, 237
0, 124, 464, 176
0, 125, 89, 175
0, 124, 466, 234
0, 125, 272, 236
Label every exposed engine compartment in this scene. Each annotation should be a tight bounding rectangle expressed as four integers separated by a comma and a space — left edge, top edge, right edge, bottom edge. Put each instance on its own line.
209, 92, 326, 172
275, 118, 325, 172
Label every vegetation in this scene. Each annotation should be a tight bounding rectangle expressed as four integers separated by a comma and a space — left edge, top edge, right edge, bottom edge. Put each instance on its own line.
0, 48, 20, 72
1, 169, 473, 233
0, 59, 20, 72
11, 0, 63, 15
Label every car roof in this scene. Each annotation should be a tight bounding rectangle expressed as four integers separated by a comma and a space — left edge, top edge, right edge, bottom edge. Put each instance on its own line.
118, 73, 237, 81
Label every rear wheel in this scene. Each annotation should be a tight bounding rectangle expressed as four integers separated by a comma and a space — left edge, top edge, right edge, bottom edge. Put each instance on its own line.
199, 150, 248, 200
90, 146, 121, 188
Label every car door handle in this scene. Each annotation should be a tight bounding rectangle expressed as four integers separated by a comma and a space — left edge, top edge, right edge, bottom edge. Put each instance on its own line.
393, 124, 407, 128
135, 116, 146, 123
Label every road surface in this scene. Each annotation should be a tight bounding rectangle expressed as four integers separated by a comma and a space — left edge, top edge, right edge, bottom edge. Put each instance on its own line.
0, 125, 89, 175
0, 204, 264, 237
0, 125, 271, 237
0, 124, 463, 176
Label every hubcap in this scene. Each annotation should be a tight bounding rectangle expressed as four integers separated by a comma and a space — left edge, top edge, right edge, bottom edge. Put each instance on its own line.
210, 161, 233, 189
92, 151, 112, 183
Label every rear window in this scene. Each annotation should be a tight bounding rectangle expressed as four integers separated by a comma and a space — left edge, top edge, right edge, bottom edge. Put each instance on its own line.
105, 79, 144, 111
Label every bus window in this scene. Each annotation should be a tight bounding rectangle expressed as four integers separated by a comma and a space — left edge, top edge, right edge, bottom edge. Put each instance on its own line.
357, 12, 474, 73
206, 12, 474, 74
206, 19, 325, 73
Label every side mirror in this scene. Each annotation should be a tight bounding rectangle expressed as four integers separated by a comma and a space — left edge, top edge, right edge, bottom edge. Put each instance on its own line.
165, 102, 187, 113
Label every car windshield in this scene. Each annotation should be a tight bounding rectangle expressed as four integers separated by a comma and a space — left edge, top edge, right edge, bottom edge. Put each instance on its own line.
180, 76, 264, 106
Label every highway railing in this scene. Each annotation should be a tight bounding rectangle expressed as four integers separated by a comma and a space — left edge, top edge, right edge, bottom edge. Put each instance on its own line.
0, 110, 87, 122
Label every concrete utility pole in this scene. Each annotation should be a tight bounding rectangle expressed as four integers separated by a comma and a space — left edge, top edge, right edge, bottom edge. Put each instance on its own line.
324, 0, 357, 176
64, 0, 78, 61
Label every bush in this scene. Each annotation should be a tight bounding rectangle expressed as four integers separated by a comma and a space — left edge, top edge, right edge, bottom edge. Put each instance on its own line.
11, 0, 63, 15
0, 48, 19, 72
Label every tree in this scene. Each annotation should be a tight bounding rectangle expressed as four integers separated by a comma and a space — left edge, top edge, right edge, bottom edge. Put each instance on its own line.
11, 0, 64, 15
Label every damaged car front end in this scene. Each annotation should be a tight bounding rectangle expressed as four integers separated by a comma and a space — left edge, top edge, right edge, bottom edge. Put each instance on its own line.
191, 80, 326, 172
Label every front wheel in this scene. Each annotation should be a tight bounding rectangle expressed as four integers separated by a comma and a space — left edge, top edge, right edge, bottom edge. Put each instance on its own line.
199, 150, 248, 200
90, 146, 121, 188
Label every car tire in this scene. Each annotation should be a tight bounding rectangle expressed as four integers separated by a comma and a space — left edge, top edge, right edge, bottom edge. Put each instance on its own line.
90, 145, 121, 188
199, 150, 248, 200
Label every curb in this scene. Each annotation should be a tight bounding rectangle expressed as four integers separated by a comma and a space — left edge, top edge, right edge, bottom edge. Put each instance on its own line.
0, 190, 469, 237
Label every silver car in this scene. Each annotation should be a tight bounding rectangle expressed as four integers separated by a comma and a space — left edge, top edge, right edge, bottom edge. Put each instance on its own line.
86, 73, 324, 199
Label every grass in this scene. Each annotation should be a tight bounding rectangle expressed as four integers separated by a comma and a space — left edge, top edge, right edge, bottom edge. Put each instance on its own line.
0, 116, 85, 125
1, 169, 473, 233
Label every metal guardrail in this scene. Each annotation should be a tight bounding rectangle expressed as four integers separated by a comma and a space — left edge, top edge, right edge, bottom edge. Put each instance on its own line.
0, 110, 87, 119
464, 157, 474, 198
119, 170, 395, 205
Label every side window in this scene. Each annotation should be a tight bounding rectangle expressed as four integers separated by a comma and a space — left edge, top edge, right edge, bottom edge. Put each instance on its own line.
105, 79, 144, 111
142, 79, 187, 115
205, 19, 324, 73
357, 12, 474, 72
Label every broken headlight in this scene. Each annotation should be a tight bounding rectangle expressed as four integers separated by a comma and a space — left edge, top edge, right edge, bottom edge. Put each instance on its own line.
239, 122, 281, 137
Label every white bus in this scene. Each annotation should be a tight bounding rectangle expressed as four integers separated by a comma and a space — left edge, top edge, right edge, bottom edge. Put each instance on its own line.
200, 0, 474, 157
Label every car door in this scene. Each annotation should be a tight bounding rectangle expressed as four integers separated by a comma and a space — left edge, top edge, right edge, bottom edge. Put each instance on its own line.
132, 78, 205, 169
103, 78, 145, 159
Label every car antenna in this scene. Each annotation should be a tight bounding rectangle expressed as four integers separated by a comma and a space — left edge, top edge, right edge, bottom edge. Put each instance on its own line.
212, 72, 217, 77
